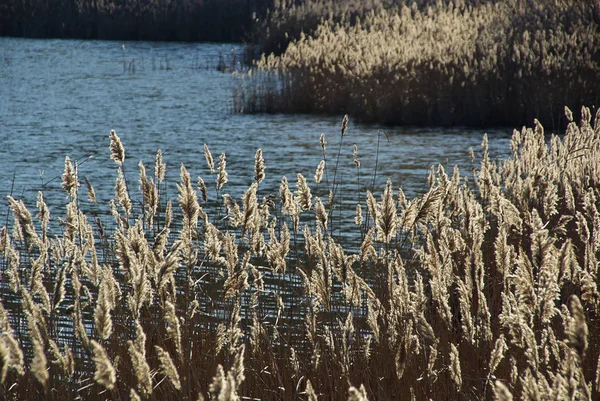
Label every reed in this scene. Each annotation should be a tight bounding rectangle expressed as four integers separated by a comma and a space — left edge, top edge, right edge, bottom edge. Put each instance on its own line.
238, 0, 600, 127
1, 108, 600, 400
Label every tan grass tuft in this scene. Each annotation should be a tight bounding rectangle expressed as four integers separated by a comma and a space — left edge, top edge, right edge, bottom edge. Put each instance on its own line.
155, 345, 181, 390
315, 159, 325, 183
216, 153, 229, 190
353, 144, 360, 168
355, 203, 363, 227
164, 301, 183, 359
7, 196, 39, 250
295, 173, 312, 210
341, 114, 349, 136
116, 167, 132, 216
376, 179, 398, 243
493, 380, 513, 401
61, 156, 78, 198
449, 343, 462, 389
94, 277, 113, 340
0, 317, 25, 383
83, 176, 97, 204
128, 321, 152, 397
27, 310, 48, 388
305, 379, 318, 401
314, 196, 327, 230
566, 295, 588, 359
204, 143, 215, 174
209, 364, 235, 401
130, 389, 141, 401
489, 335, 508, 377
595, 354, 600, 393
155, 149, 166, 182
177, 163, 200, 234
348, 385, 369, 401
198, 176, 208, 202
279, 176, 294, 214
254, 148, 265, 183
91, 340, 116, 390
109, 129, 125, 165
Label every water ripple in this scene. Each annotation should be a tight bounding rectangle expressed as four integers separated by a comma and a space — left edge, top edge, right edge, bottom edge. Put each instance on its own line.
0, 37, 512, 230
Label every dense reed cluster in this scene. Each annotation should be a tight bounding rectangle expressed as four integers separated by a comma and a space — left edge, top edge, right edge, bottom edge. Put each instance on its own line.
237, 0, 600, 127
2, 108, 600, 400
249, 0, 399, 56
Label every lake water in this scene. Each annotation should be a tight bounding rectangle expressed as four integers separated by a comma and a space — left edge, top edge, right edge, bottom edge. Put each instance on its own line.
0, 37, 512, 230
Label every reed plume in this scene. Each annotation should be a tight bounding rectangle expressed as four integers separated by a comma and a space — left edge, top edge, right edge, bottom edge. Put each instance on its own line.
178, 163, 200, 234
155, 345, 181, 390
109, 129, 125, 166
295, 173, 312, 211
376, 179, 398, 243
91, 340, 116, 390
217, 153, 229, 190
254, 148, 265, 183
61, 156, 78, 198
128, 321, 152, 398
315, 159, 325, 183
155, 149, 166, 182
204, 143, 215, 174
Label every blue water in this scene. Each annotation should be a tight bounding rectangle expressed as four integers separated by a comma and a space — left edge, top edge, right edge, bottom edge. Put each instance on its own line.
0, 37, 512, 230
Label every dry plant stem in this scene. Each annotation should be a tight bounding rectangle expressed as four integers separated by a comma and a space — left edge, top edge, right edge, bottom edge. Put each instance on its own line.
329, 115, 348, 235
364, 131, 384, 233
4, 171, 16, 228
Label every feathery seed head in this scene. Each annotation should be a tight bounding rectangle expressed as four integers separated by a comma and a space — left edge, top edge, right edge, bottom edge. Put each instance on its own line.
62, 156, 78, 197
109, 129, 125, 165
216, 153, 228, 190
341, 114, 349, 137
315, 160, 325, 183
254, 148, 265, 183
91, 340, 116, 390
320, 133, 327, 151
204, 144, 215, 174
155, 149, 166, 182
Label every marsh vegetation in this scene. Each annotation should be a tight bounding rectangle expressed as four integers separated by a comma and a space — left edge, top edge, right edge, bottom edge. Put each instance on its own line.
1, 108, 600, 400
238, 0, 600, 127
2, 2, 600, 400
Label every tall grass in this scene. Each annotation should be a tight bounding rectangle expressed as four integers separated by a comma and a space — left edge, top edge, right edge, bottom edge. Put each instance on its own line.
2, 107, 600, 400
249, 0, 399, 56
238, 0, 600, 127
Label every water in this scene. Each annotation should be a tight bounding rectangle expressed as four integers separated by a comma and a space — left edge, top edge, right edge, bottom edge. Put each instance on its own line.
0, 37, 512, 229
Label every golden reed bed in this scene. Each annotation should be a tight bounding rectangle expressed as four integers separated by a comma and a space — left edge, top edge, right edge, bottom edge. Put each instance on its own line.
1, 107, 600, 400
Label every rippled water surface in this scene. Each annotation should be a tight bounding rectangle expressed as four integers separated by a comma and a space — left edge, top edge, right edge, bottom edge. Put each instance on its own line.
1, 38, 512, 223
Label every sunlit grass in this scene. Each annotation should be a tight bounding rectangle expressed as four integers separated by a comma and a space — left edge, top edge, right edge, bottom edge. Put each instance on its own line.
239, 0, 600, 127
1, 106, 600, 400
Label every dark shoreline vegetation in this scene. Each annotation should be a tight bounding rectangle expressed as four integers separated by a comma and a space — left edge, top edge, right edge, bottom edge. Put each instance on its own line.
1, 108, 600, 401
0, 0, 273, 42
3, 0, 600, 127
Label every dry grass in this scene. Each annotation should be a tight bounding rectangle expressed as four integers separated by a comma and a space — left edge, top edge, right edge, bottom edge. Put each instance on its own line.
237, 0, 600, 127
1, 107, 600, 400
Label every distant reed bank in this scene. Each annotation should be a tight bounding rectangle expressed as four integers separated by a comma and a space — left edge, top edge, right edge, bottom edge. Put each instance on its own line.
0, 0, 272, 42
238, 0, 600, 127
